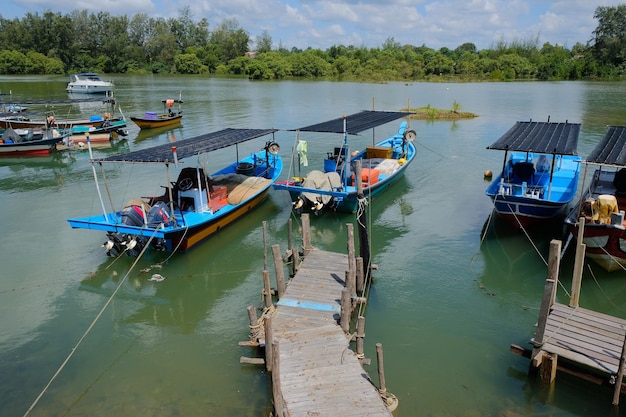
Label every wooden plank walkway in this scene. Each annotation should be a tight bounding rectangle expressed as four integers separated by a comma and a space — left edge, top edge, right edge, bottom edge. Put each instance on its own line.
541, 302, 626, 375
271, 248, 393, 417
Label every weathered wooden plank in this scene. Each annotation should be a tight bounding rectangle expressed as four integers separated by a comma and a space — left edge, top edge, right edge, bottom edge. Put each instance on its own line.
269, 247, 392, 417
545, 320, 624, 349
537, 303, 626, 377
543, 342, 618, 374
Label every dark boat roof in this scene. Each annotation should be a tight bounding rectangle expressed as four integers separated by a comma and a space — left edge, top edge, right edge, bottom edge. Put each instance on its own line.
585, 125, 626, 167
294, 110, 413, 135
486, 121, 580, 155
98, 128, 277, 163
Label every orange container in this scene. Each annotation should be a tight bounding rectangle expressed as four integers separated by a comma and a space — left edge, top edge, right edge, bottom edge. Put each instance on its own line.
352, 168, 380, 186
209, 186, 228, 211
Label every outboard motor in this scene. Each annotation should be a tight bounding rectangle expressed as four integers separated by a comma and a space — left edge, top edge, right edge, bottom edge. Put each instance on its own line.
103, 204, 149, 257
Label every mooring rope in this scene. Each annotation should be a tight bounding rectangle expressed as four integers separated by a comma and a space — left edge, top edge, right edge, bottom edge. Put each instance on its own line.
22, 226, 161, 417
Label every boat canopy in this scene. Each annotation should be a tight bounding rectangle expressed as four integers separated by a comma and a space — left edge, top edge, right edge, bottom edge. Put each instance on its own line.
584, 125, 626, 167
293, 110, 413, 135
97, 128, 278, 164
486, 121, 580, 155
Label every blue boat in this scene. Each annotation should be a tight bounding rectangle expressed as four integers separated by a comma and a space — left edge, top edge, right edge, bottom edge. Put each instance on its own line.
485, 120, 581, 229
67, 128, 282, 256
273, 110, 416, 213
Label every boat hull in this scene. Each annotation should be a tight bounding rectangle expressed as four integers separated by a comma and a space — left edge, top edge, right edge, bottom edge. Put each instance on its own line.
0, 136, 65, 156
564, 169, 626, 272
67, 150, 282, 256
131, 115, 182, 129
274, 125, 416, 214
486, 153, 580, 229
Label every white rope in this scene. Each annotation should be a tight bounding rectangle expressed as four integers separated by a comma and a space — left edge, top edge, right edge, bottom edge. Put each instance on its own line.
22, 226, 161, 417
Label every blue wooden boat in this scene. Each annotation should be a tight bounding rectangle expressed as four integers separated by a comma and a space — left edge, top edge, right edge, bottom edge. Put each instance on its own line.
67, 128, 282, 257
272, 110, 416, 213
485, 120, 581, 229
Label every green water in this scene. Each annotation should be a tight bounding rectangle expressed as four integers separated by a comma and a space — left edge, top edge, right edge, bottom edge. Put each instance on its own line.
2, 76, 626, 416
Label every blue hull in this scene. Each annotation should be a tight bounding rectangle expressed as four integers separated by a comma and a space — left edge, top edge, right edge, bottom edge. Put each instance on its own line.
485, 152, 580, 228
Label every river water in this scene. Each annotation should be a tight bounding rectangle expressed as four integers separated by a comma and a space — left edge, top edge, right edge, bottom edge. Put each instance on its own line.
2, 75, 626, 416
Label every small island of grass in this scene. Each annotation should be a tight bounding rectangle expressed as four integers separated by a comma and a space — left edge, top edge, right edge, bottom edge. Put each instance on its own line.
401, 101, 478, 120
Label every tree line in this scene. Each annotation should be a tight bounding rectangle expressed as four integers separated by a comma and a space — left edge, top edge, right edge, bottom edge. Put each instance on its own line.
0, 5, 625, 82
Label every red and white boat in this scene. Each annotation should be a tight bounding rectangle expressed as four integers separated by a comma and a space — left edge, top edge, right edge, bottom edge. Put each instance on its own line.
564, 125, 626, 272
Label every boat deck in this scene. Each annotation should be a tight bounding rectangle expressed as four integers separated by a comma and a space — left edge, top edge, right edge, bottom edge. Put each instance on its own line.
272, 248, 393, 417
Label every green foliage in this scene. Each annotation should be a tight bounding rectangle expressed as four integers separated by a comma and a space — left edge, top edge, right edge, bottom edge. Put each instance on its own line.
175, 53, 204, 74
0, 7, 623, 81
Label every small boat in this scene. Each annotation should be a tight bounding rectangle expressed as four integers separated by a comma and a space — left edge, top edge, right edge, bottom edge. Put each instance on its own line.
131, 94, 183, 129
0, 127, 68, 156
67, 128, 282, 257
66, 72, 114, 94
0, 98, 125, 130
564, 125, 626, 272
485, 120, 581, 229
272, 110, 416, 213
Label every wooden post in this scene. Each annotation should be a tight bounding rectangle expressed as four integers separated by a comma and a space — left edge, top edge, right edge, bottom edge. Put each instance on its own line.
376, 343, 387, 394
264, 314, 274, 372
346, 223, 356, 294
301, 213, 312, 256
354, 159, 363, 193
263, 270, 273, 308
288, 218, 296, 276
340, 288, 351, 333
613, 333, 626, 406
531, 239, 560, 365
356, 316, 365, 358
272, 244, 286, 298
354, 160, 371, 285
540, 352, 558, 384
272, 340, 284, 417
570, 218, 586, 308
356, 257, 364, 295
263, 220, 268, 271
247, 305, 258, 334
293, 244, 300, 273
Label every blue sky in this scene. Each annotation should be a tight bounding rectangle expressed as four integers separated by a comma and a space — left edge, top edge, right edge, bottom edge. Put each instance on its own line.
2, 0, 625, 51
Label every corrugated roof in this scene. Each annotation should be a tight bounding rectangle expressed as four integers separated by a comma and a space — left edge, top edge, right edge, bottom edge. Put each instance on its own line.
294, 110, 413, 134
585, 125, 626, 166
486, 121, 580, 155
98, 128, 277, 163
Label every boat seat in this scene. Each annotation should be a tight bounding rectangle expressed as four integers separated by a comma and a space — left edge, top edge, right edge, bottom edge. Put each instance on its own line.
175, 167, 213, 193
512, 161, 535, 183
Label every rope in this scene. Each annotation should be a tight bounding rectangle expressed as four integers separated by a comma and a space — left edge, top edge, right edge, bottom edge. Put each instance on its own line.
22, 226, 161, 417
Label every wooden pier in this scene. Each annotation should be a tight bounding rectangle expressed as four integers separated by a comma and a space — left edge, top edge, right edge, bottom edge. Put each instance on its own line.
511, 225, 626, 405
240, 213, 396, 417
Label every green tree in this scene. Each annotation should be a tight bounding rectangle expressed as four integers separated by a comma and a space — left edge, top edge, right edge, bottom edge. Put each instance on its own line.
255, 30, 273, 53
209, 18, 250, 63
591, 5, 626, 68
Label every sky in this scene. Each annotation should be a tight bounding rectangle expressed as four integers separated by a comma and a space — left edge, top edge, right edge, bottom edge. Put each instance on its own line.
2, 0, 625, 51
